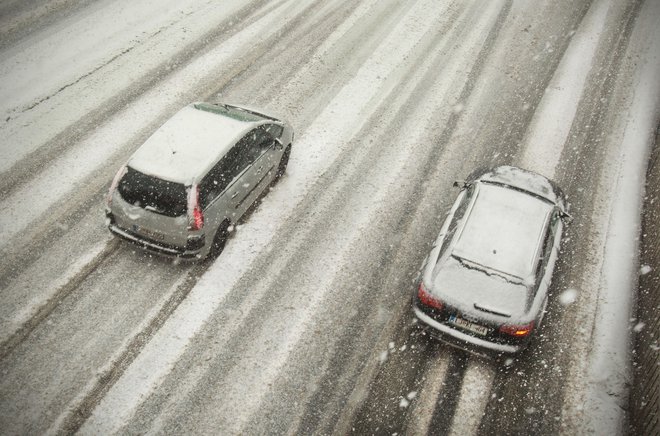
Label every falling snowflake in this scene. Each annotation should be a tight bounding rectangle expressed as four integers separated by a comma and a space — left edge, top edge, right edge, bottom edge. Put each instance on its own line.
633, 322, 645, 333
559, 288, 578, 306
379, 350, 388, 364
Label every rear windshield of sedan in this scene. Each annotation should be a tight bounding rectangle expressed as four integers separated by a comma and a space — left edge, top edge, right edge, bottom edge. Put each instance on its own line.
452, 183, 552, 280
117, 167, 187, 217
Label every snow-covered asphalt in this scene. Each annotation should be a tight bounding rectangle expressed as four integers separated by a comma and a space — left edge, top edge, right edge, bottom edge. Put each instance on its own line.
0, 0, 658, 434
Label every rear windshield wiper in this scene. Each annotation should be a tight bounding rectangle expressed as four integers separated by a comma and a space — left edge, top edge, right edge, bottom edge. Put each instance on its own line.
453, 255, 523, 285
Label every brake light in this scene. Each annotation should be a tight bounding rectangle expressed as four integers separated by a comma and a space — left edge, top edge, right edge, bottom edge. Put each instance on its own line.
106, 165, 127, 207
499, 321, 535, 337
418, 282, 443, 310
187, 185, 204, 230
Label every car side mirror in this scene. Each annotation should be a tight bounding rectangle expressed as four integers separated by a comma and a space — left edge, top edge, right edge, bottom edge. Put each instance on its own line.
453, 180, 467, 189
273, 138, 284, 151
561, 211, 573, 224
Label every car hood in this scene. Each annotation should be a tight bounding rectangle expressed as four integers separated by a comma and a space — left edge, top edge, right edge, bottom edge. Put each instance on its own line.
431, 256, 530, 319
476, 165, 568, 213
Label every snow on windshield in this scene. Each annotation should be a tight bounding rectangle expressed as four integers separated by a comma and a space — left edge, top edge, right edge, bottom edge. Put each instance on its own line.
452, 183, 552, 280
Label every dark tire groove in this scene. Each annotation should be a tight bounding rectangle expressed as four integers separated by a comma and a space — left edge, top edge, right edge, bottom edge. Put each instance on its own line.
0, 239, 119, 361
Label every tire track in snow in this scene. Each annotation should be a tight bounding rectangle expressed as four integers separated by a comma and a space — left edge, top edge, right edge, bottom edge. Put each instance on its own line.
406, 355, 451, 434
337, 0, 513, 433
479, 0, 649, 434
0, 239, 118, 360
0, 249, 195, 435
573, 0, 659, 431
448, 358, 496, 436
48, 261, 208, 435
519, 0, 612, 180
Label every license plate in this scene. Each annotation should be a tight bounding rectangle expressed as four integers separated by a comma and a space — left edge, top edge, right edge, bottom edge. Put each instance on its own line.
448, 314, 489, 336
133, 224, 165, 241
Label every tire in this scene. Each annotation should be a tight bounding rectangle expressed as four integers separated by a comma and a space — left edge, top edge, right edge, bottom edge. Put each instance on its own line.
275, 144, 291, 179
208, 220, 230, 258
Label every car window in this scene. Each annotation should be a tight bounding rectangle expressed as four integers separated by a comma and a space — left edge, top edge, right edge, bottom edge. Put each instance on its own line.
263, 123, 283, 139
199, 142, 251, 208
246, 128, 274, 161
534, 211, 561, 282
438, 186, 475, 258
117, 167, 187, 217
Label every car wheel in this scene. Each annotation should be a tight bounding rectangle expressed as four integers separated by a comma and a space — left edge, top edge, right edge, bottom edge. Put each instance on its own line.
209, 220, 231, 258
275, 144, 291, 179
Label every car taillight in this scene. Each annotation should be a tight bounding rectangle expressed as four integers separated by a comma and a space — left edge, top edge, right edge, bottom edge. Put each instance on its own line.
499, 321, 535, 337
187, 185, 204, 231
106, 165, 127, 207
418, 282, 443, 310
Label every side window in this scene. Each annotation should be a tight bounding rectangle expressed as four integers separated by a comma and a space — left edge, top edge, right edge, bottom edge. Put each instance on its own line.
245, 128, 275, 163
232, 137, 254, 171
263, 123, 283, 139
438, 186, 475, 258
199, 142, 251, 208
535, 211, 560, 277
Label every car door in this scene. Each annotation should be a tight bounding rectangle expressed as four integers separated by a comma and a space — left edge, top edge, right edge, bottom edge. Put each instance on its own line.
234, 128, 278, 217
535, 210, 563, 319
543, 210, 563, 283
200, 141, 252, 227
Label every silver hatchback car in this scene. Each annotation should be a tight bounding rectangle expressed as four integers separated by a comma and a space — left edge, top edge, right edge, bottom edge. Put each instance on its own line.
413, 166, 570, 354
105, 102, 294, 259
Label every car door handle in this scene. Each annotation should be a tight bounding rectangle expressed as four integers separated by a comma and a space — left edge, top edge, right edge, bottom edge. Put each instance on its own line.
231, 192, 239, 199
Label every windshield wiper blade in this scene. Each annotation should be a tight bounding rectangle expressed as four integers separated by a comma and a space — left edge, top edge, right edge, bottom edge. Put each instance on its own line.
453, 255, 523, 284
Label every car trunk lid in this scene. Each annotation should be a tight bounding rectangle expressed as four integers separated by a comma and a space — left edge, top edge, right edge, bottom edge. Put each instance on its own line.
112, 167, 190, 248
432, 256, 530, 319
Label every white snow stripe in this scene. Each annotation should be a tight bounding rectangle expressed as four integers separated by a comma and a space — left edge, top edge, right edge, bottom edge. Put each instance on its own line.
520, 0, 612, 179
407, 358, 450, 434
448, 358, 496, 436
3, 239, 110, 345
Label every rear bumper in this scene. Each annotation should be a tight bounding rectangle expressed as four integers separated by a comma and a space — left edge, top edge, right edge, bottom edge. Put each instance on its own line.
413, 306, 521, 354
108, 223, 202, 259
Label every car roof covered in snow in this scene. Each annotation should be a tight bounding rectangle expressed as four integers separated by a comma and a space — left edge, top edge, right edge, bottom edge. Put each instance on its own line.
452, 182, 554, 281
127, 103, 264, 185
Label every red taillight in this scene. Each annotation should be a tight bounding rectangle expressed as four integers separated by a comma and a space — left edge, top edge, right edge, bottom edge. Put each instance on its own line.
192, 205, 204, 230
107, 165, 127, 207
418, 282, 443, 310
499, 321, 535, 337
187, 185, 204, 230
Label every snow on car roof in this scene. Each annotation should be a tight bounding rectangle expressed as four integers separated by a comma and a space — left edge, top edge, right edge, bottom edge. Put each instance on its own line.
128, 104, 254, 184
452, 183, 553, 281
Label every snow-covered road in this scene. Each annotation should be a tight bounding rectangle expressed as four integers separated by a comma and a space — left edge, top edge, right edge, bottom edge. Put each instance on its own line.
0, 0, 658, 434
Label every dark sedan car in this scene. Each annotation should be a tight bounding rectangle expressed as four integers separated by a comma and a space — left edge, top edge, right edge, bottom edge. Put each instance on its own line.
413, 166, 571, 354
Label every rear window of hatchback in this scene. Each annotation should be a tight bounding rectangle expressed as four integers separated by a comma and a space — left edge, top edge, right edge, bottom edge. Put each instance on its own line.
118, 167, 187, 217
